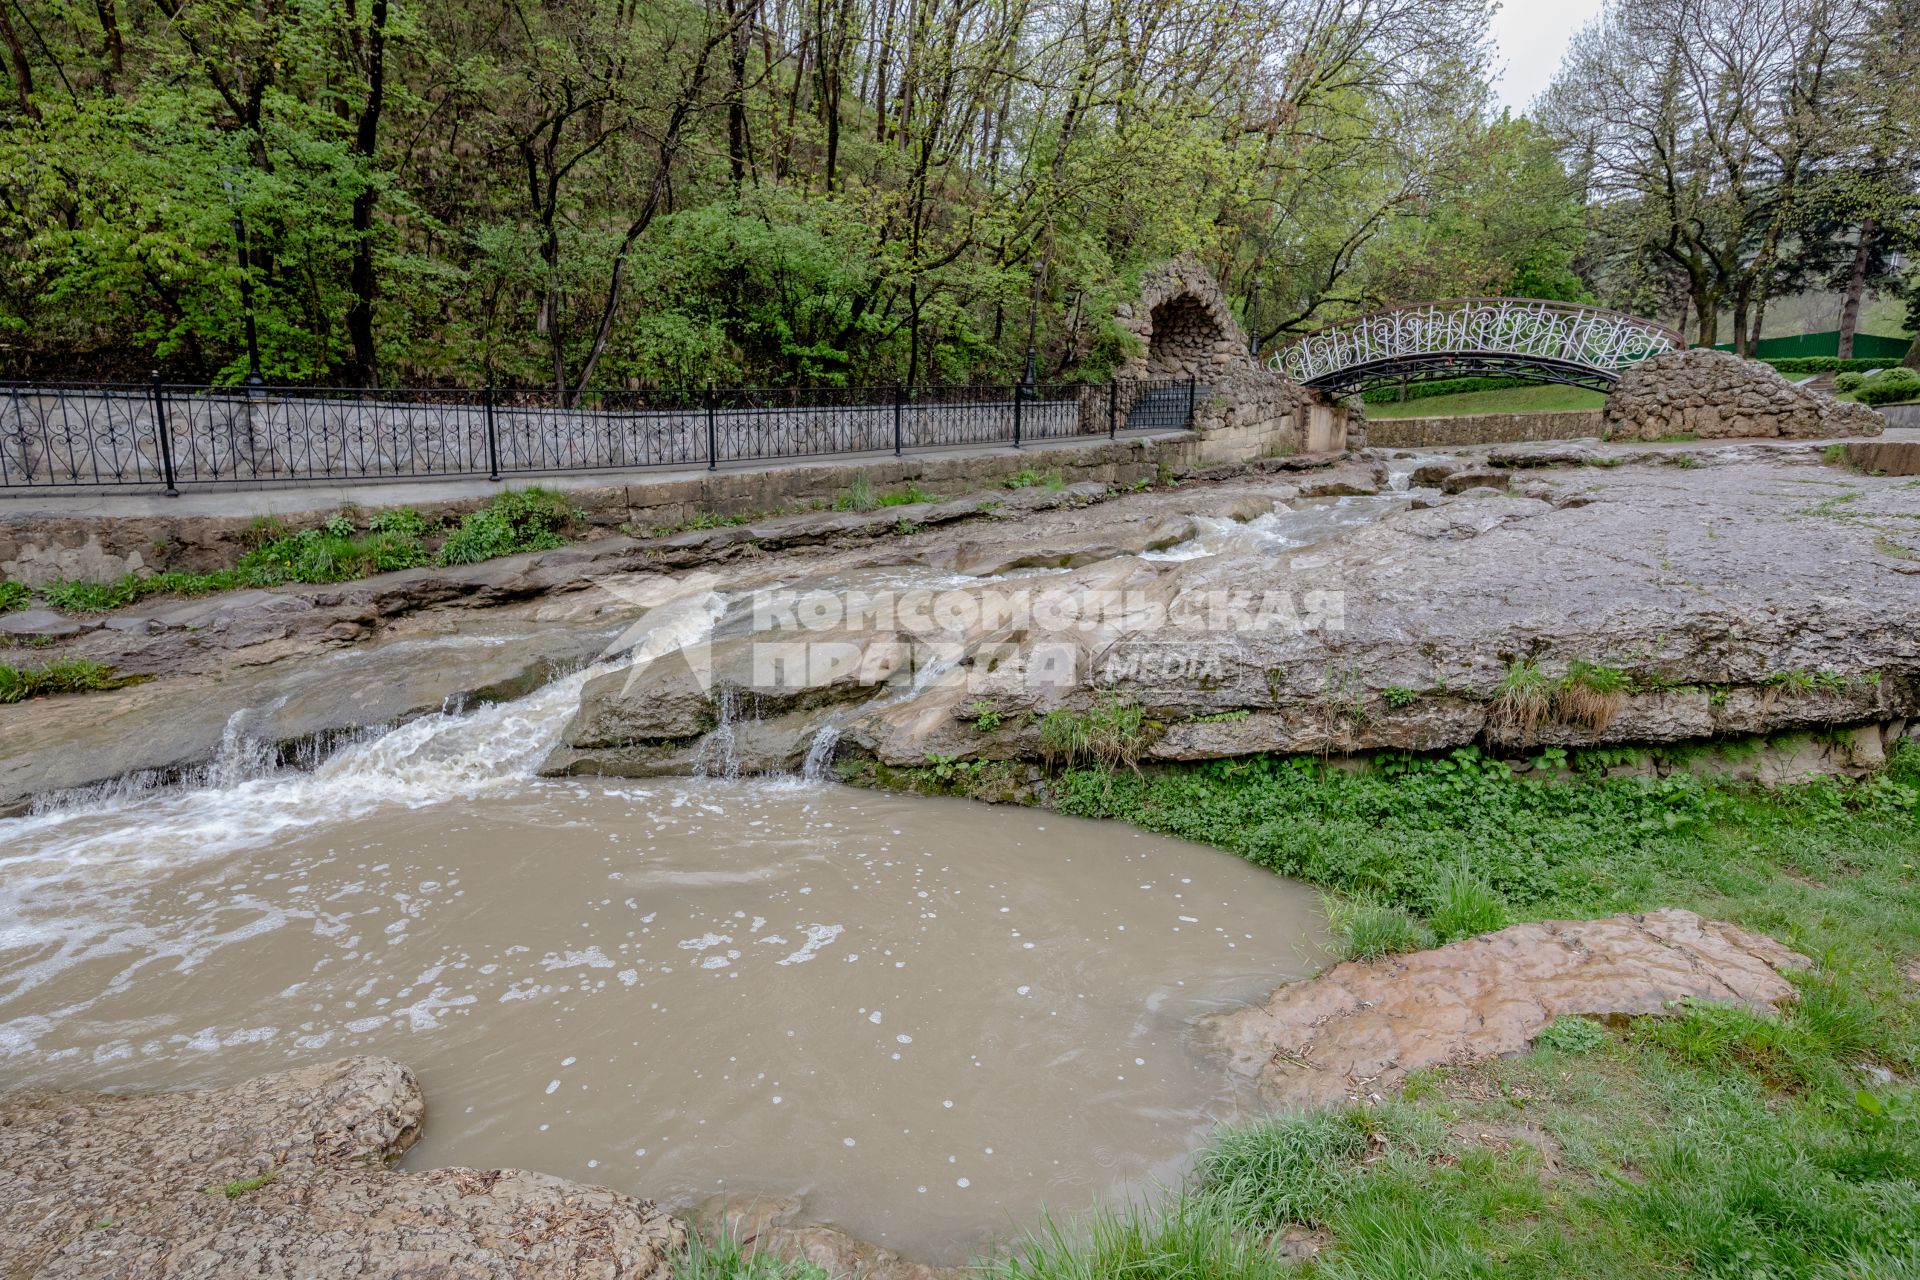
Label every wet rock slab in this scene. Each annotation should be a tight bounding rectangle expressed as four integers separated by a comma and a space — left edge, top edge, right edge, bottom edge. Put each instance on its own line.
0, 620, 613, 816
1205, 908, 1809, 1108
0, 1055, 685, 1278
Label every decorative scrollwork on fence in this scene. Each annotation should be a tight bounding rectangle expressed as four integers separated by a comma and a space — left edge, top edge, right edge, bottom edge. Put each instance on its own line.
1272, 299, 1682, 393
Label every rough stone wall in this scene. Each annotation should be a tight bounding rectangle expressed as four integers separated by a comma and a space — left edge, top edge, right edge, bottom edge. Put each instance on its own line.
1604, 348, 1884, 440
1367, 410, 1607, 449
1114, 257, 1349, 462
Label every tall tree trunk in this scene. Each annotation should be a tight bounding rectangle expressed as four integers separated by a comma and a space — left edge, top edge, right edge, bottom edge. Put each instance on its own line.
346, 0, 389, 388
93, 0, 123, 82
0, 4, 38, 120
725, 0, 753, 189
1837, 218, 1877, 360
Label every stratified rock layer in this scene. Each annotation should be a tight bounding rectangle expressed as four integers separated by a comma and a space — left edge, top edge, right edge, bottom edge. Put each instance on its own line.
1206, 908, 1809, 1108
1605, 348, 1883, 440
0, 1056, 685, 1279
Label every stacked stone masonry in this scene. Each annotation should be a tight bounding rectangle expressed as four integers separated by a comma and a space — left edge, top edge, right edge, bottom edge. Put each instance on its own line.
1115, 257, 1351, 463
1604, 348, 1884, 440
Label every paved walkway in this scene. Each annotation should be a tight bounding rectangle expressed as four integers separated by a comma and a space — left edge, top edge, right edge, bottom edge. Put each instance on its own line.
0, 428, 1184, 519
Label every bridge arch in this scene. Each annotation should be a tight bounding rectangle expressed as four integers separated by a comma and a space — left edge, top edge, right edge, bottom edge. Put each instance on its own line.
1272, 299, 1682, 395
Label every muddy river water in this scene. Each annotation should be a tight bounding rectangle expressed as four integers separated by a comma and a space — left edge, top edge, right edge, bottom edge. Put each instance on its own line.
0, 660, 1328, 1261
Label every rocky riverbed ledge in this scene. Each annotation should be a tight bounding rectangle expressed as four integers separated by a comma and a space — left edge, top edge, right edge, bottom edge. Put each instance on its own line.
3, 434, 1916, 815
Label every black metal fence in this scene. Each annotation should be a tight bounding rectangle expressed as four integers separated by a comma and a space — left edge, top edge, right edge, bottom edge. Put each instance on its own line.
0, 376, 1200, 494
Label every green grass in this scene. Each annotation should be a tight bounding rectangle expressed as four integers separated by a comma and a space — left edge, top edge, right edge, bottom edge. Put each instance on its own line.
1364, 384, 1607, 419
1004, 467, 1067, 490
0, 580, 28, 612
0, 658, 137, 702
672, 1232, 829, 1280
996, 743, 1920, 1280
24, 489, 580, 618
1321, 894, 1434, 960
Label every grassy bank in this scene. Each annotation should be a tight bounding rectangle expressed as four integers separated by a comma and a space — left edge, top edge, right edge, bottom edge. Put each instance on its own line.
1365, 385, 1607, 419
0, 488, 581, 618
860, 745, 1920, 1278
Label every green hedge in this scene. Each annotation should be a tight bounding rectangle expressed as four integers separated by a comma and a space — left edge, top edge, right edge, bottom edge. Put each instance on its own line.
1760, 356, 1902, 375
1848, 367, 1920, 406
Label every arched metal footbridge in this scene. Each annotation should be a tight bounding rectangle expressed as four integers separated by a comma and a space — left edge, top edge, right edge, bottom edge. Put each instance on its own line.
1272, 299, 1683, 394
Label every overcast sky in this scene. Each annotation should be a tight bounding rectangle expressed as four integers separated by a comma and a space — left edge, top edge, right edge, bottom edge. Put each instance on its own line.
1489, 0, 1610, 115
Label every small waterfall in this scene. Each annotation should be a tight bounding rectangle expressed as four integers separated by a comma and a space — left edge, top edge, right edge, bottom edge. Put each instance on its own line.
209, 710, 278, 790
800, 725, 842, 781
6, 592, 732, 865
700, 688, 742, 780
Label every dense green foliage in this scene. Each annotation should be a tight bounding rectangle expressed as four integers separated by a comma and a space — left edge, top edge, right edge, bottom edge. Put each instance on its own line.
0, 0, 1605, 391
1764, 356, 1909, 374
434, 489, 578, 565
1839, 366, 1920, 404
990, 744, 1920, 1279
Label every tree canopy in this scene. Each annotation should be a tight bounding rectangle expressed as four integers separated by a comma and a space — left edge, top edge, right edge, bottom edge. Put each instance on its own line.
0, 0, 1910, 387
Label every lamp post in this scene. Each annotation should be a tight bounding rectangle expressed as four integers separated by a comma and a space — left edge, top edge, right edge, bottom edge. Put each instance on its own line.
1020, 298, 1039, 397
223, 175, 265, 391
1020, 234, 1053, 401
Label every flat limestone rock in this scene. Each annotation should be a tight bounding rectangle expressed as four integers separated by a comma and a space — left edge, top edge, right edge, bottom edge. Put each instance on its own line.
0, 1056, 684, 1279
0, 607, 90, 638
1205, 908, 1809, 1108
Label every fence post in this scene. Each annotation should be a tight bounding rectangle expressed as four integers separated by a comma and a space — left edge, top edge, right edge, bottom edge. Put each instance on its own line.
1107, 378, 1118, 440
151, 371, 179, 497
1186, 375, 1197, 425
705, 384, 718, 470
483, 384, 501, 481
893, 384, 904, 457
1011, 383, 1023, 449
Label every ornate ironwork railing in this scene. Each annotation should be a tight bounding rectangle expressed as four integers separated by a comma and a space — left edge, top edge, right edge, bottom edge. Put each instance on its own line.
0, 376, 1200, 494
1272, 299, 1683, 394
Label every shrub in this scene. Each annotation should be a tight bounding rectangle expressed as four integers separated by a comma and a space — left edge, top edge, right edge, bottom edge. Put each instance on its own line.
1852, 367, 1920, 406
368, 506, 430, 539
437, 488, 577, 565
1533, 1015, 1608, 1054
